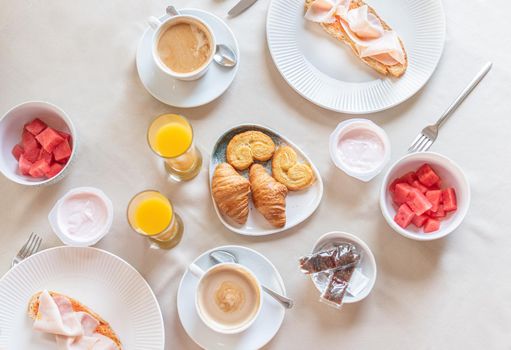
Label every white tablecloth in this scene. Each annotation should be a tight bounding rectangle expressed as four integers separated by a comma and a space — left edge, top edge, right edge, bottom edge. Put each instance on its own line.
1, 0, 510, 348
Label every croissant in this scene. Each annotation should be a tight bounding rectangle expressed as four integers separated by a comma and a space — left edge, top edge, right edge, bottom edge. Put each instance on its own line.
212, 163, 250, 225
249, 164, 288, 228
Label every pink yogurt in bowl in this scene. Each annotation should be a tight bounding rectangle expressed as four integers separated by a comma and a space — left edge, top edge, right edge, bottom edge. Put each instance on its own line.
329, 119, 391, 182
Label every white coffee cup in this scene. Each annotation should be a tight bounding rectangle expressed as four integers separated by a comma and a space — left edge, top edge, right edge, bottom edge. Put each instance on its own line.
189, 262, 263, 334
148, 13, 216, 81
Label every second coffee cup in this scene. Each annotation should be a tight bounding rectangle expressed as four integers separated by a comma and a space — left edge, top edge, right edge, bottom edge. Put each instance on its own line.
189, 262, 263, 334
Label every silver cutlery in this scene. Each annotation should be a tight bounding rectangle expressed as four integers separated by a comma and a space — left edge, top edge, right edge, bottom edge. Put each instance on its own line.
409, 61, 492, 153
209, 250, 294, 309
11, 232, 42, 268
214, 44, 237, 67
228, 0, 259, 17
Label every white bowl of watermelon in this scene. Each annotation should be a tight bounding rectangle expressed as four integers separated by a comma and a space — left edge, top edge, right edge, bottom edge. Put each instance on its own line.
380, 152, 470, 241
0, 101, 76, 186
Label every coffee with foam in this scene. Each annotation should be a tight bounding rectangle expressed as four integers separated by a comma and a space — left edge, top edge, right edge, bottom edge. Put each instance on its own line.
197, 264, 261, 331
157, 20, 212, 74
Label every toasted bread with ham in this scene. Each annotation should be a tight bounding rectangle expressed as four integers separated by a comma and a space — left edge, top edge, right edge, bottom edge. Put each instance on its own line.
305, 0, 408, 77
28, 290, 122, 349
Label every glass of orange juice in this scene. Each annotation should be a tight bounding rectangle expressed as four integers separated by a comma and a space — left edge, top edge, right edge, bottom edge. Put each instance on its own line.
147, 114, 202, 181
127, 190, 183, 249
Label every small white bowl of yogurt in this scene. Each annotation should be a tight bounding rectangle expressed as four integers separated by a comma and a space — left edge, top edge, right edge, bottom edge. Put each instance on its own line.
48, 187, 114, 247
329, 119, 391, 182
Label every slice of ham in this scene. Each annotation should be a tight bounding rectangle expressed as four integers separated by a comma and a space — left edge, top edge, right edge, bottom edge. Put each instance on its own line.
345, 5, 383, 38
33, 290, 82, 337
33, 290, 118, 350
305, 0, 405, 66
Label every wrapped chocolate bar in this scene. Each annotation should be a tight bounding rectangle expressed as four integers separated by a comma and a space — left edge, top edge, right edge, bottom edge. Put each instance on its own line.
319, 266, 355, 309
299, 243, 360, 275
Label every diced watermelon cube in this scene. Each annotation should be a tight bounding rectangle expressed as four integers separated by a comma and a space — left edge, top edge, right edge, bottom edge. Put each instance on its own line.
428, 204, 446, 218
18, 154, 33, 175
24, 118, 47, 135
425, 190, 442, 212
52, 140, 72, 162
11, 144, 24, 161
400, 171, 418, 185
38, 148, 53, 164
28, 159, 51, 178
58, 131, 71, 142
412, 214, 428, 228
427, 180, 442, 190
406, 189, 432, 216
411, 180, 428, 194
417, 164, 440, 187
35, 127, 65, 153
394, 183, 415, 204
442, 188, 457, 212
22, 130, 38, 152
45, 162, 64, 178
389, 178, 404, 193
394, 204, 415, 228
23, 145, 40, 163
424, 218, 441, 233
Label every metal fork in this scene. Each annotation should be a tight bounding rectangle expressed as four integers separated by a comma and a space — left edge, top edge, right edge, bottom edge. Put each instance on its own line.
11, 232, 42, 267
409, 62, 493, 153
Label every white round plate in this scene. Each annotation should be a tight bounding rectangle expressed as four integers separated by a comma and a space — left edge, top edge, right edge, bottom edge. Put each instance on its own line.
267, 0, 445, 114
136, 9, 240, 108
0, 246, 164, 349
177, 245, 286, 350
209, 124, 324, 236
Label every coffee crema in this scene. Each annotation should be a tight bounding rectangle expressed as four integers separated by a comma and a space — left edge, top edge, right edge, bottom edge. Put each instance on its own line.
157, 21, 212, 73
198, 265, 260, 330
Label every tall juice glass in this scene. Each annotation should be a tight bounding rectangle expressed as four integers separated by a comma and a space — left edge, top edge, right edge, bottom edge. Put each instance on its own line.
147, 114, 202, 181
127, 190, 183, 249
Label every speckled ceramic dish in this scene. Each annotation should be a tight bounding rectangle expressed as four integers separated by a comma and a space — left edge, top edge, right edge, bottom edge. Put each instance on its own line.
209, 124, 323, 236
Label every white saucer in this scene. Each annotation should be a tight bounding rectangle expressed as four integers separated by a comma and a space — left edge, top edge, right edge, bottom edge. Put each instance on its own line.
136, 9, 240, 108
177, 245, 286, 350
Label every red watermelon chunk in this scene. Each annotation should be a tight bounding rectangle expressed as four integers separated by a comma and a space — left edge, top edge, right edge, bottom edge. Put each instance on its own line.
412, 214, 428, 228
411, 180, 428, 194
24, 118, 47, 135
406, 189, 432, 216
394, 183, 415, 204
442, 188, 457, 212
38, 148, 53, 164
36, 127, 65, 153
22, 130, 38, 152
23, 145, 40, 163
389, 178, 404, 193
425, 190, 442, 212
394, 204, 415, 228
45, 162, 64, 178
11, 144, 24, 160
424, 218, 441, 233
428, 205, 446, 218
417, 164, 440, 187
400, 171, 417, 185
58, 131, 71, 142
28, 159, 50, 178
18, 154, 33, 175
53, 140, 72, 162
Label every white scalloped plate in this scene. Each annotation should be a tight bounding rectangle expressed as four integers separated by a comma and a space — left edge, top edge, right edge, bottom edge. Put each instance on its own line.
0, 246, 164, 349
209, 124, 324, 236
266, 0, 445, 114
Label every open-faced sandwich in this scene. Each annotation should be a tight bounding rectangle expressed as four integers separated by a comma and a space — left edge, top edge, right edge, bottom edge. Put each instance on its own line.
304, 0, 407, 77
28, 290, 121, 349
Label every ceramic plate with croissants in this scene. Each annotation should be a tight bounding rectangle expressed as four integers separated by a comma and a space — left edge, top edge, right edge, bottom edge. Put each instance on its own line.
209, 124, 324, 235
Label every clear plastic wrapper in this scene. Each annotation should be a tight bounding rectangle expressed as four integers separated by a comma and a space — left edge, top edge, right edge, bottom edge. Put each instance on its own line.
299, 243, 360, 275
319, 266, 355, 309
